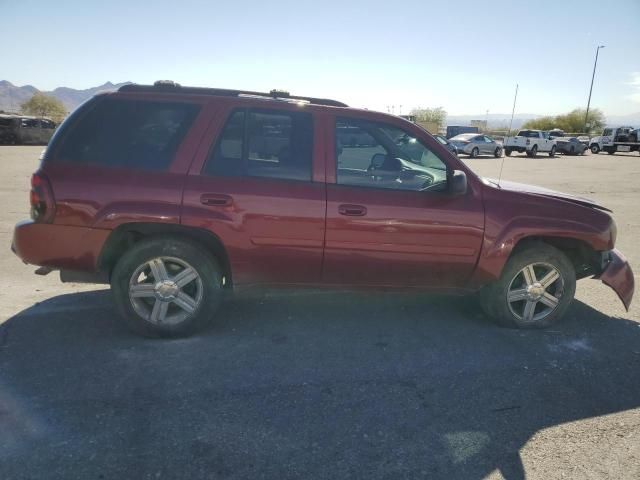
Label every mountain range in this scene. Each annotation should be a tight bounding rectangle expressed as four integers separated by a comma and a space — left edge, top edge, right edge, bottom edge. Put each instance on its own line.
1, 80, 639, 128
0, 80, 130, 113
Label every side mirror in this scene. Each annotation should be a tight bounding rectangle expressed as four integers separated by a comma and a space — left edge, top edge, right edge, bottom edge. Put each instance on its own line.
449, 170, 467, 196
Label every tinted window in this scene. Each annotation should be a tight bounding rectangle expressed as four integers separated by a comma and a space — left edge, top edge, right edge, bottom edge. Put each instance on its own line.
517, 130, 540, 138
205, 109, 313, 181
52, 98, 199, 170
336, 118, 448, 192
21, 118, 38, 128
41, 119, 56, 129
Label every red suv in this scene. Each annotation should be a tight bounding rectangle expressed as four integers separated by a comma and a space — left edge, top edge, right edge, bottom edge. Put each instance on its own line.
12, 82, 634, 337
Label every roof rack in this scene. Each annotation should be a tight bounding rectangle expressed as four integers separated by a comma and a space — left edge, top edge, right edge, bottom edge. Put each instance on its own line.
118, 81, 348, 107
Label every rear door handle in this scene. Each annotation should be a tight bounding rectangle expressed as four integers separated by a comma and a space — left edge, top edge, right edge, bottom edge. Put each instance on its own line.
200, 193, 233, 207
338, 204, 367, 216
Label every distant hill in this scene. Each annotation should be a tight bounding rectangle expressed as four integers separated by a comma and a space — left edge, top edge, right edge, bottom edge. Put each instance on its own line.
2, 80, 639, 129
0, 80, 130, 114
447, 112, 640, 130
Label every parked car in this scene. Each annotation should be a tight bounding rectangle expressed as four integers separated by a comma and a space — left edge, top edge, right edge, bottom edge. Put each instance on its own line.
504, 130, 557, 157
446, 125, 479, 139
449, 133, 502, 158
12, 82, 634, 337
433, 134, 458, 156
0, 114, 57, 145
554, 137, 589, 155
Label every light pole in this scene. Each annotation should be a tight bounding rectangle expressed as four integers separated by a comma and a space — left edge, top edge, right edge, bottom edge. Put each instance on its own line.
584, 45, 605, 133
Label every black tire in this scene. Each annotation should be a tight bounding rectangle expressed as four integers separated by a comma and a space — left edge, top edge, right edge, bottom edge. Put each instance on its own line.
494, 147, 502, 158
111, 236, 223, 338
607, 150, 616, 155
590, 144, 600, 154
549, 145, 556, 157
526, 145, 538, 158
470, 147, 479, 158
504, 148, 512, 157
480, 242, 576, 329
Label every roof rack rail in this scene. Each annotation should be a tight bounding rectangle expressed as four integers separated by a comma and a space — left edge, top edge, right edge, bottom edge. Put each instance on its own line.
118, 82, 348, 107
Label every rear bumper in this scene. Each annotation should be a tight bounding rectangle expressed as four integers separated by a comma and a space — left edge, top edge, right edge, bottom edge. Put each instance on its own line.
12, 220, 110, 272
595, 249, 635, 311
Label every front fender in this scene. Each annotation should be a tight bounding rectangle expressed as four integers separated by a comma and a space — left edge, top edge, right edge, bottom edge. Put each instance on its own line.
469, 214, 612, 288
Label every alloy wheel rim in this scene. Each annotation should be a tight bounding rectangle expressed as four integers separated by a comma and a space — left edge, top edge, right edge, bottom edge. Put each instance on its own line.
128, 256, 203, 326
507, 262, 564, 323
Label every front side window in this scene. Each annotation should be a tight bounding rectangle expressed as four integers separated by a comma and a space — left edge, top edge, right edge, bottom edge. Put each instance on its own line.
52, 98, 199, 170
336, 118, 448, 192
205, 108, 313, 182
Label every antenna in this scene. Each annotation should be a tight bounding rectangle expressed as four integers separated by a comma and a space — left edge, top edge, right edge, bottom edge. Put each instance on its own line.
498, 83, 518, 186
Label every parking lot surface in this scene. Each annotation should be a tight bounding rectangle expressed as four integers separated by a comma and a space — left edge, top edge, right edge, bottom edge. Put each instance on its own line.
1, 146, 639, 479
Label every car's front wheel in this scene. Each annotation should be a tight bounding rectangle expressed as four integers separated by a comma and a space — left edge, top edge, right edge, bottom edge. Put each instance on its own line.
494, 146, 502, 158
590, 144, 600, 154
111, 236, 223, 337
480, 243, 576, 329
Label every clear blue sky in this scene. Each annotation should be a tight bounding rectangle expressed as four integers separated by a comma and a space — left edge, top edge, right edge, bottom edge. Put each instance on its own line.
2, 0, 639, 116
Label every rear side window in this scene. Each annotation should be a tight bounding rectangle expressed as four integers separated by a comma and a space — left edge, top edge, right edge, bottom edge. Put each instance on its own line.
51, 98, 199, 170
205, 108, 313, 182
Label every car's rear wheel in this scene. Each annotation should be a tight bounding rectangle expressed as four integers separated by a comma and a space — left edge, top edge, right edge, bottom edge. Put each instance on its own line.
549, 145, 556, 157
470, 147, 479, 158
480, 243, 576, 329
590, 144, 600, 154
504, 148, 512, 156
111, 236, 223, 337
494, 146, 502, 158
527, 145, 538, 158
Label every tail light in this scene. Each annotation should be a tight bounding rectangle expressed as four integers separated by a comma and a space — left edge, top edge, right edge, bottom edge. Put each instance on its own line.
30, 172, 55, 223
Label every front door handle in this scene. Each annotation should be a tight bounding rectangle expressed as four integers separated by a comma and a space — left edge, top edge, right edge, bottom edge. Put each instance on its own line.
200, 193, 233, 207
338, 204, 367, 216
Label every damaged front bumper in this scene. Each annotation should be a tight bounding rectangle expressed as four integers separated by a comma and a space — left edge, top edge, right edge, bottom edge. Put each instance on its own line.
595, 249, 635, 311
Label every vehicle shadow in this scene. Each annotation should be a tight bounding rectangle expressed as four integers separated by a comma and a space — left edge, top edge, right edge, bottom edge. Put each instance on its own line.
1, 289, 639, 479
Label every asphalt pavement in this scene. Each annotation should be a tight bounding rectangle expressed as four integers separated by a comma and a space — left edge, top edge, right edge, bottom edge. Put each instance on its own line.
1, 146, 639, 479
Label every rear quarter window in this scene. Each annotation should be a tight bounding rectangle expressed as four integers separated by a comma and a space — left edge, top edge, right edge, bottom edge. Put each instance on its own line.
49, 97, 199, 170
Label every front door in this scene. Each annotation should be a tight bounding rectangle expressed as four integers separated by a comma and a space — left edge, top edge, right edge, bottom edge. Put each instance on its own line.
182, 105, 326, 286
324, 115, 484, 288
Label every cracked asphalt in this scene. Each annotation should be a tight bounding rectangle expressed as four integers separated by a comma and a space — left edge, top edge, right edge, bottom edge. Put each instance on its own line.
1, 146, 639, 479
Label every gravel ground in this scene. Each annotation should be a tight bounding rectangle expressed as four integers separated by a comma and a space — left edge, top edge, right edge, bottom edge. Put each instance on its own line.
1, 146, 639, 479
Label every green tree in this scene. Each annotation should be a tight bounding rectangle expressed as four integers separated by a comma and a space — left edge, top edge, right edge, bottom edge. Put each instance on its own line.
410, 107, 447, 128
21, 93, 67, 123
522, 108, 605, 134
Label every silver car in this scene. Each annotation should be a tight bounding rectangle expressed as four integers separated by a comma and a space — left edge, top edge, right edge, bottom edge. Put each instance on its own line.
449, 133, 502, 158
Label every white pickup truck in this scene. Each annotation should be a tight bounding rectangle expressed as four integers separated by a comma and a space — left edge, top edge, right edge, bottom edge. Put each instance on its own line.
504, 129, 557, 157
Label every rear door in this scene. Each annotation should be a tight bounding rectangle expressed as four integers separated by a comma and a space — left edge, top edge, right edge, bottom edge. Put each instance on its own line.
324, 114, 484, 288
182, 103, 326, 286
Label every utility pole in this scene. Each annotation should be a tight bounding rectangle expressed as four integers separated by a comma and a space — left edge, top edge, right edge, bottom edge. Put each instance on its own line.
584, 45, 605, 133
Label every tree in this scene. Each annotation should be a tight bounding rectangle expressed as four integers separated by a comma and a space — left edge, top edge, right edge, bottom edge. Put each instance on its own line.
21, 93, 67, 123
410, 107, 447, 128
522, 108, 605, 134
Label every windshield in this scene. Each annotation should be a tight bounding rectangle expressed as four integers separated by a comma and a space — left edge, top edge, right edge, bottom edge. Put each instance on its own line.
450, 133, 477, 141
